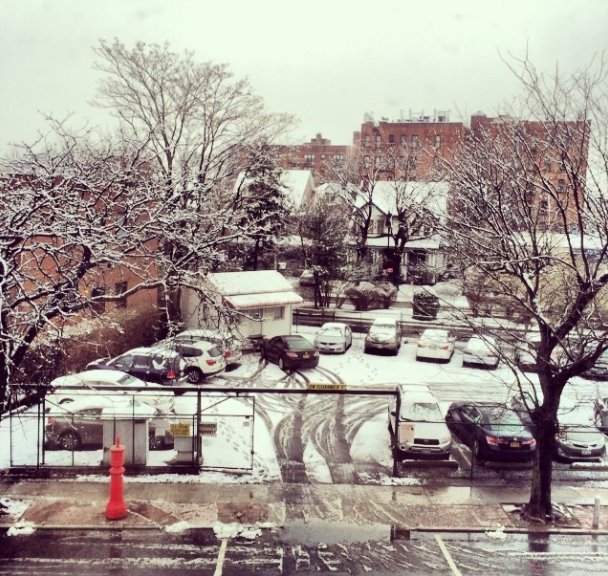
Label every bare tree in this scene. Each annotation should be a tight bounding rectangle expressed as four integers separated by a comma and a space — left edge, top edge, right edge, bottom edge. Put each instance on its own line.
441, 55, 608, 520
92, 39, 297, 323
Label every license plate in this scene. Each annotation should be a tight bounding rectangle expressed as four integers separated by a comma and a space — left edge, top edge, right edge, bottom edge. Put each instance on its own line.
303, 353, 310, 358
582, 449, 591, 455
510, 442, 520, 448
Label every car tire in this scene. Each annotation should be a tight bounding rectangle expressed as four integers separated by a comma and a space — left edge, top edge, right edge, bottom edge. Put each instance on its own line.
473, 439, 483, 460
278, 357, 286, 370
149, 432, 165, 450
59, 431, 81, 451
186, 367, 203, 384
260, 348, 266, 360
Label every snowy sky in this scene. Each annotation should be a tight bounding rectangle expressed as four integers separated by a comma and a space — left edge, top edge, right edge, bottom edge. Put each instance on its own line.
1, 0, 607, 152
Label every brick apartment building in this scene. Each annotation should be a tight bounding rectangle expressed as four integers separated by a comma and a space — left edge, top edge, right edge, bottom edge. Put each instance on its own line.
275, 133, 351, 183
355, 110, 465, 182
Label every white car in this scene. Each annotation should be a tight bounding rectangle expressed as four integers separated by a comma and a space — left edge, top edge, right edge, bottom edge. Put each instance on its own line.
364, 318, 401, 355
157, 329, 243, 366
462, 335, 499, 369
155, 339, 226, 384
416, 328, 455, 362
46, 369, 175, 413
314, 322, 353, 354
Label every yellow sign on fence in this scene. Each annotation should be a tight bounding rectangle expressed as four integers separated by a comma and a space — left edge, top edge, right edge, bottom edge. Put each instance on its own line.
170, 423, 192, 437
306, 383, 347, 391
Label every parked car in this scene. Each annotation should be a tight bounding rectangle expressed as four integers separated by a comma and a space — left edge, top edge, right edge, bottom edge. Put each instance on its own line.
510, 393, 606, 462
462, 336, 499, 369
415, 328, 455, 362
87, 347, 184, 387
154, 340, 226, 384
44, 396, 173, 451
314, 322, 353, 354
445, 402, 536, 462
364, 318, 401, 355
594, 396, 608, 432
514, 332, 541, 371
388, 384, 452, 460
47, 369, 175, 413
158, 329, 243, 367
584, 350, 608, 380
259, 335, 319, 370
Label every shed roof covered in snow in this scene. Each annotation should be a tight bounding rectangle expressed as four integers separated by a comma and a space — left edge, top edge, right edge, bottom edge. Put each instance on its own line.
208, 271, 303, 310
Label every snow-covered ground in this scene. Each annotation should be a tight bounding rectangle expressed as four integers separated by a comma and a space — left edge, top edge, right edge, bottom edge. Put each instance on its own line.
1, 325, 604, 486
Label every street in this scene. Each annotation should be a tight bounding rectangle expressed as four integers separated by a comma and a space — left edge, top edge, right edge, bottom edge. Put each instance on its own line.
1, 528, 606, 575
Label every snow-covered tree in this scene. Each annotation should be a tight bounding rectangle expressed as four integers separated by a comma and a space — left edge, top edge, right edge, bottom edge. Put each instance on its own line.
235, 141, 291, 271
298, 195, 350, 308
441, 55, 608, 520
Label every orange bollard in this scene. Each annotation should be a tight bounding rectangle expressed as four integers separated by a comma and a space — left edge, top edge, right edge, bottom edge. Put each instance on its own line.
105, 435, 128, 520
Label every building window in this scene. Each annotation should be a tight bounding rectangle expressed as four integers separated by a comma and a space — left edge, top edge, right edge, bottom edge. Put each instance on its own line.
376, 217, 385, 235
434, 134, 441, 149
375, 135, 382, 145
268, 306, 284, 320
333, 154, 344, 163
557, 179, 565, 193
400, 135, 407, 149
304, 154, 315, 163
411, 135, 420, 149
115, 281, 127, 309
364, 155, 370, 168
409, 156, 417, 169
364, 134, 371, 147
544, 158, 552, 172
320, 154, 326, 160
90, 285, 106, 315
388, 134, 395, 145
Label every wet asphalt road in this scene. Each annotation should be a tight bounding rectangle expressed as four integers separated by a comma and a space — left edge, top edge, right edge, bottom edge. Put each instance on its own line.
0, 529, 607, 575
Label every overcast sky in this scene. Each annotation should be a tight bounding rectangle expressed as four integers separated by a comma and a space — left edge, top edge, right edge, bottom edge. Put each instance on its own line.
1, 0, 607, 151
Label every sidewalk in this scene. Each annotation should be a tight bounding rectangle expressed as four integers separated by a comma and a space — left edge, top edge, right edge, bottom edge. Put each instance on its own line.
2, 477, 608, 535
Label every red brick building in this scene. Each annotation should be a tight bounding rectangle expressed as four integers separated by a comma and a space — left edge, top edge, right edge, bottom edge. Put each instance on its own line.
355, 110, 465, 181
275, 133, 351, 183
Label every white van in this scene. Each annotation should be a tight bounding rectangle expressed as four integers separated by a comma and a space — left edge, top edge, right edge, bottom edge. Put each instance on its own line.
388, 384, 452, 460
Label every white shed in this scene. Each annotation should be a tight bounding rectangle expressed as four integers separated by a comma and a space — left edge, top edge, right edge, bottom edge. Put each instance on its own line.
181, 271, 303, 341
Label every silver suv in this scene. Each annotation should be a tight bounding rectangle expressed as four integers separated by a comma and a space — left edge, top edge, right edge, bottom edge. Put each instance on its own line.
172, 329, 243, 367
364, 318, 401, 355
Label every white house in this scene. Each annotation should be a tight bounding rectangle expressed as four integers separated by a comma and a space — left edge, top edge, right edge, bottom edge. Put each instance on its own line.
180, 270, 303, 341
352, 181, 450, 284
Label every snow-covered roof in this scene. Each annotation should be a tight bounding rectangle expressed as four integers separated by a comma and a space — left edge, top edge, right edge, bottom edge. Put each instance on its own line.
234, 169, 314, 208
208, 271, 295, 296
223, 291, 303, 310
354, 181, 449, 218
365, 234, 441, 250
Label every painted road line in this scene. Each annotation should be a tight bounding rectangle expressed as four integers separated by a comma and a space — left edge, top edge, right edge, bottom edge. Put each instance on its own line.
213, 538, 228, 576
434, 534, 463, 576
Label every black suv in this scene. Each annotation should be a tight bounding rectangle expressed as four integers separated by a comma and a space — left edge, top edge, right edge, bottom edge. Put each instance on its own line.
86, 347, 184, 386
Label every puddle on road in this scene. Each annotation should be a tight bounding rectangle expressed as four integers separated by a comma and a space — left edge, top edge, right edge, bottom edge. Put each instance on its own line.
277, 519, 392, 546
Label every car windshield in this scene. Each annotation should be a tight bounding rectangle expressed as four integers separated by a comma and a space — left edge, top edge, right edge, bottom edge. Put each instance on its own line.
286, 339, 313, 351
400, 402, 443, 422
117, 374, 146, 388
486, 409, 528, 434
371, 324, 395, 335
319, 326, 343, 336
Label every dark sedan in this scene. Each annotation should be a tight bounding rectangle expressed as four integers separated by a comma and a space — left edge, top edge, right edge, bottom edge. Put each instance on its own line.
259, 335, 319, 370
87, 347, 184, 387
446, 401, 536, 462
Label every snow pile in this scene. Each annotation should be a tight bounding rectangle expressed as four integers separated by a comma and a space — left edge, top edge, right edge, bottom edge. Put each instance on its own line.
485, 525, 507, 540
7, 521, 36, 536
213, 522, 263, 540
165, 520, 191, 534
